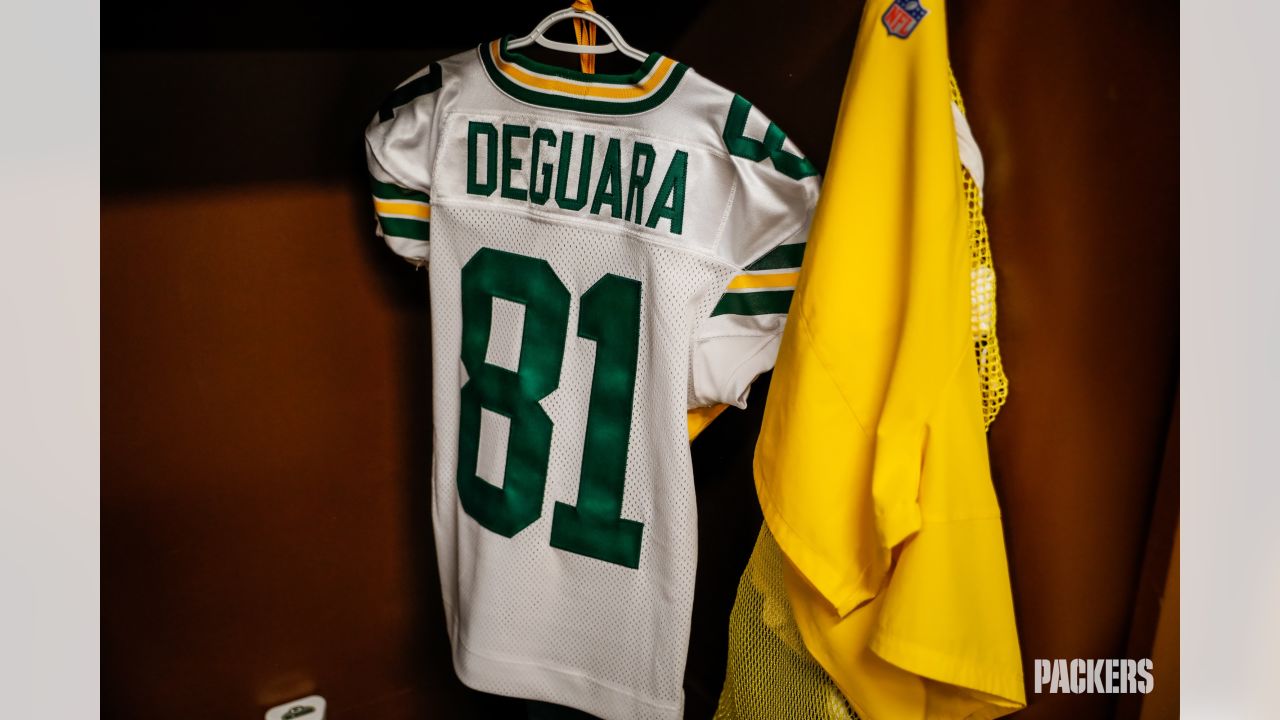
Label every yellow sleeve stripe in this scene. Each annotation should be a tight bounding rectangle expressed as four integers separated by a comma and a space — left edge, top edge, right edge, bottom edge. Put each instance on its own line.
726, 271, 801, 290
374, 198, 431, 221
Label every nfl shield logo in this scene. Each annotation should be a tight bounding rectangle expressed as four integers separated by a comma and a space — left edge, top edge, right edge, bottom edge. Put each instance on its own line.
883, 0, 928, 38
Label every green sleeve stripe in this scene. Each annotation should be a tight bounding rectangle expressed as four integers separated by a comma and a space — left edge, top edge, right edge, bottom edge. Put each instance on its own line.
378, 62, 442, 122
745, 242, 806, 271
711, 290, 795, 317
379, 216, 429, 241
371, 179, 429, 203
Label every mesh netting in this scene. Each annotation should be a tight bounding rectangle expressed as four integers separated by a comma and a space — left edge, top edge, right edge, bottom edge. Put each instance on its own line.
713, 72, 1008, 718
713, 528, 859, 720
966, 165, 1008, 429
949, 72, 966, 114
954, 68, 1009, 429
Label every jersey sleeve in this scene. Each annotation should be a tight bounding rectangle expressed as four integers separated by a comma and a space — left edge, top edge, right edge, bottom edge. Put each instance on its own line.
364, 62, 445, 265
689, 94, 822, 409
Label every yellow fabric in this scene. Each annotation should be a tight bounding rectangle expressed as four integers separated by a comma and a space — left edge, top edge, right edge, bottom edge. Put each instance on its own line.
571, 0, 596, 75
749, 1, 1025, 718
714, 163, 1008, 720
688, 403, 729, 441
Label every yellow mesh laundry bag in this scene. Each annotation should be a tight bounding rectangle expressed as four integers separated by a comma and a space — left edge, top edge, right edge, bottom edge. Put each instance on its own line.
714, 526, 859, 720
966, 165, 1007, 430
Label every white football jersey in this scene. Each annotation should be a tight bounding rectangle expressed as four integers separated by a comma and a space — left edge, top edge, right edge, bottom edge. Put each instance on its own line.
365, 37, 819, 720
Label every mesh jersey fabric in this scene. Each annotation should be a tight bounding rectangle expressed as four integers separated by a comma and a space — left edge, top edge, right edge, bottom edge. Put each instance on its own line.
364, 38, 819, 720
728, 0, 1025, 718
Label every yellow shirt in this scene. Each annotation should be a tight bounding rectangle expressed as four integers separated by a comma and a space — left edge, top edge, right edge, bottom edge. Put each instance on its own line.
750, 1, 1026, 717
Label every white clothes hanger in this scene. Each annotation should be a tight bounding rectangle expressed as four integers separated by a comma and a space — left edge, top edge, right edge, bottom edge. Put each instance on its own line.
507, 7, 649, 63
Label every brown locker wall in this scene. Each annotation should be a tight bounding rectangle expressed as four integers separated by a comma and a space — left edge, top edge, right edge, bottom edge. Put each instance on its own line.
103, 2, 1177, 717
951, 3, 1179, 717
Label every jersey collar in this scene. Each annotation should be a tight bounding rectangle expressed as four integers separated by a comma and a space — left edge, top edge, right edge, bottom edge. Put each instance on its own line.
479, 36, 688, 116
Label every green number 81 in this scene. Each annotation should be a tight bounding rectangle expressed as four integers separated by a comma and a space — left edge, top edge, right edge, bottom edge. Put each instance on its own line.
456, 247, 644, 569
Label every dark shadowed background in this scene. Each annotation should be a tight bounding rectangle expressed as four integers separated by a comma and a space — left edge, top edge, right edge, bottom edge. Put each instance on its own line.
102, 1, 1178, 718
